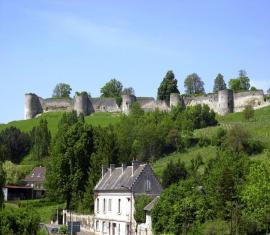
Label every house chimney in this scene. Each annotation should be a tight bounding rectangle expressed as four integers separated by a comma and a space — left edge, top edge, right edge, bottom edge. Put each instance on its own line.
110, 164, 115, 175
102, 165, 107, 178
122, 163, 127, 174
132, 160, 139, 176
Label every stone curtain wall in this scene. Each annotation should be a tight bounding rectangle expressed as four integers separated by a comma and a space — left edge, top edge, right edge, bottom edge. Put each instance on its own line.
24, 90, 269, 119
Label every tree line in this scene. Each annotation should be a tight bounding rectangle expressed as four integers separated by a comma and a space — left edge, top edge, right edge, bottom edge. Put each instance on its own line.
51, 69, 261, 106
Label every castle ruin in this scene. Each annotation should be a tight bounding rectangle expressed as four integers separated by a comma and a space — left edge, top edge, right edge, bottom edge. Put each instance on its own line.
24, 90, 269, 119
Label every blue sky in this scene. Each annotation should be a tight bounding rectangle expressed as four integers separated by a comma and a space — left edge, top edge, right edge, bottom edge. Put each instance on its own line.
0, 0, 269, 123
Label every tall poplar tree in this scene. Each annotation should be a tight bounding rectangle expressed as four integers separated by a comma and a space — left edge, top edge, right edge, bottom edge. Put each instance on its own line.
157, 70, 180, 103
213, 73, 226, 92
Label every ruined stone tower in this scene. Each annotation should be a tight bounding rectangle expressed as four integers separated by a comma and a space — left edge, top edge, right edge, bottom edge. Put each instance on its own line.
121, 94, 136, 114
218, 89, 234, 115
24, 93, 43, 119
73, 92, 93, 116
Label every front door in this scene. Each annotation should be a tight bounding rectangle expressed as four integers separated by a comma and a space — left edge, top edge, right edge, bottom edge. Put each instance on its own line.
112, 223, 116, 235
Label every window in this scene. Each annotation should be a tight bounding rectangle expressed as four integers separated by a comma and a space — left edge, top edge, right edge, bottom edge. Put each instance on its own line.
118, 199, 121, 214
97, 198, 100, 213
108, 199, 112, 212
96, 220, 99, 232
145, 179, 151, 192
103, 198, 106, 214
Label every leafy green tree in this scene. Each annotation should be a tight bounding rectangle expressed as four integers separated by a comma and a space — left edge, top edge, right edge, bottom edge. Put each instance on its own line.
101, 79, 123, 98
0, 127, 31, 163
157, 70, 179, 103
52, 83, 72, 98
250, 86, 257, 91
213, 73, 226, 92
45, 112, 95, 210
241, 161, 270, 233
184, 73, 205, 95
134, 194, 152, 223
0, 162, 5, 209
30, 119, 51, 161
229, 70, 250, 92
243, 104, 255, 121
151, 179, 205, 234
162, 160, 187, 188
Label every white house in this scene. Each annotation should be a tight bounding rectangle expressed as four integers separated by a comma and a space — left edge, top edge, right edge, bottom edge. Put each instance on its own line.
94, 160, 163, 235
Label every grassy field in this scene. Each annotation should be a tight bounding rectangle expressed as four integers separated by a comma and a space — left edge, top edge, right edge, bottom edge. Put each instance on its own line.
152, 146, 218, 177
0, 111, 121, 136
153, 105, 270, 177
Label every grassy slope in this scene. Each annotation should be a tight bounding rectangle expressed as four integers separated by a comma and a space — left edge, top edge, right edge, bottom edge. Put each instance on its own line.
0, 111, 120, 137
152, 105, 270, 176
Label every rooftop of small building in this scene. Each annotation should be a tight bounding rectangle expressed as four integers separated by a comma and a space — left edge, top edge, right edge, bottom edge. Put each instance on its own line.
144, 196, 160, 211
94, 161, 148, 192
23, 167, 46, 182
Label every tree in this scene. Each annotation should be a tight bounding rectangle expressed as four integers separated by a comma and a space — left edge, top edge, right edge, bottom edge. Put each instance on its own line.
30, 119, 51, 161
0, 127, 31, 163
213, 73, 226, 92
243, 105, 254, 121
184, 73, 205, 95
52, 83, 72, 98
241, 161, 270, 232
122, 87, 135, 96
267, 88, 270, 94
162, 160, 187, 188
100, 79, 123, 98
250, 86, 257, 91
229, 70, 250, 92
157, 70, 179, 103
45, 112, 95, 210
0, 162, 5, 209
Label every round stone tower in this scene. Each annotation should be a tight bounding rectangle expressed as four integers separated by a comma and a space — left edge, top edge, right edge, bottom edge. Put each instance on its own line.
169, 93, 182, 108
218, 89, 234, 115
74, 92, 91, 116
24, 93, 43, 119
121, 94, 136, 114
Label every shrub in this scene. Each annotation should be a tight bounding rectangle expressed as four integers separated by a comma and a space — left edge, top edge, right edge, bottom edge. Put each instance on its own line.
243, 104, 255, 121
0, 207, 40, 235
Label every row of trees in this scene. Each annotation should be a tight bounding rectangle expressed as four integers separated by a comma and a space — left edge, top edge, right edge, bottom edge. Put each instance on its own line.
51, 69, 261, 103
157, 69, 255, 103
0, 120, 51, 164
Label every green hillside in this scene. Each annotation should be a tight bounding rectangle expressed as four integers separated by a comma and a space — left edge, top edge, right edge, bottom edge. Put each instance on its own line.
0, 112, 121, 136
152, 105, 270, 175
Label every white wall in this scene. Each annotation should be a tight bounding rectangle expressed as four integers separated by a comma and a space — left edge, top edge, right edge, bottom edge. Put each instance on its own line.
94, 192, 135, 235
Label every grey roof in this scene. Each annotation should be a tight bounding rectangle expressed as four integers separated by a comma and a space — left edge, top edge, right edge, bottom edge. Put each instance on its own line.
94, 164, 146, 191
23, 167, 46, 183
144, 196, 160, 211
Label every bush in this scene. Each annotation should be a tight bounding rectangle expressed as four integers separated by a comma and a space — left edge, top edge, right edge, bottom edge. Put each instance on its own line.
0, 206, 40, 235
162, 160, 187, 188
243, 105, 255, 121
